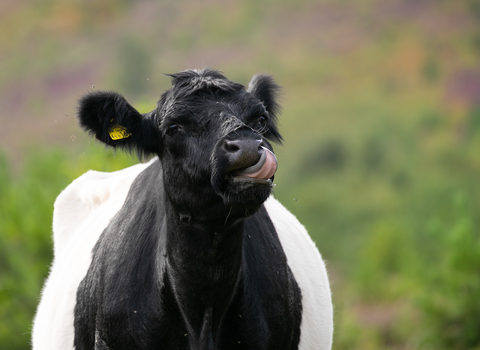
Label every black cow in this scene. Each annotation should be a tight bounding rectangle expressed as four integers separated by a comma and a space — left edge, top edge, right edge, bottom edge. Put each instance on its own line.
33, 69, 333, 350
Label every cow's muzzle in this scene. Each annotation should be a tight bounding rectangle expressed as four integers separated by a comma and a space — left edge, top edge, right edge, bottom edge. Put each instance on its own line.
222, 138, 277, 180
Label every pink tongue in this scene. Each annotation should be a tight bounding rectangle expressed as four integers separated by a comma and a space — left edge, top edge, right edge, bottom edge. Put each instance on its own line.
237, 148, 277, 179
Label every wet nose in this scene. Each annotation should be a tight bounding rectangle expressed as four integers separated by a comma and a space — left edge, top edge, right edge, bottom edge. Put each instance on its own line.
223, 139, 263, 170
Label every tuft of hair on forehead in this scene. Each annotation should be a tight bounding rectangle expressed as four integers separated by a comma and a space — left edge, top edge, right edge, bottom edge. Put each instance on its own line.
166, 69, 244, 98
160, 69, 284, 144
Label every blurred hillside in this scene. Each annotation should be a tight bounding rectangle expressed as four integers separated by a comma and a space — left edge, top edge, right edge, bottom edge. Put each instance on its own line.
3, 0, 479, 157
2, 0, 480, 349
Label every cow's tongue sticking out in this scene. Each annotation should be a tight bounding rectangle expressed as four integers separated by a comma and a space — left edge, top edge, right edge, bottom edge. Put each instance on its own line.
233, 147, 277, 180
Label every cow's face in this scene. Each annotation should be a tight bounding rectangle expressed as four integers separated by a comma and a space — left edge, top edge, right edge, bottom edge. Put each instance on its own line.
77, 69, 282, 222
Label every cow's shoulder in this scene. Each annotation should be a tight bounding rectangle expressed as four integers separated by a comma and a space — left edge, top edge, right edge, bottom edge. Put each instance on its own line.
52, 157, 158, 257
264, 196, 333, 350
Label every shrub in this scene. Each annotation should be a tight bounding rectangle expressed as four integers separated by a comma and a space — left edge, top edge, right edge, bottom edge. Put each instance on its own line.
420, 196, 480, 349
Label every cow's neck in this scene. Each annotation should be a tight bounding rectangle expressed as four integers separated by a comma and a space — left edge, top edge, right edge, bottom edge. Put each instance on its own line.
163, 201, 244, 347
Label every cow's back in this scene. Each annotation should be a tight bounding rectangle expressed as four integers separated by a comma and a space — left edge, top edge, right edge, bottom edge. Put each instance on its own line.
264, 197, 333, 349
32, 159, 154, 350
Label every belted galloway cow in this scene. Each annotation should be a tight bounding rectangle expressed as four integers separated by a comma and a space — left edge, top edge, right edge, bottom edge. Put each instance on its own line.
33, 69, 333, 350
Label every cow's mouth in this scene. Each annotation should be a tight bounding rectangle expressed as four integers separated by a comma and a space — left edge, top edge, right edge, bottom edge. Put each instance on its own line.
230, 147, 277, 184
211, 145, 277, 211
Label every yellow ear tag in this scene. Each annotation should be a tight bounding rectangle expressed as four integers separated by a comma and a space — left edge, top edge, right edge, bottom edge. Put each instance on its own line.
109, 125, 132, 140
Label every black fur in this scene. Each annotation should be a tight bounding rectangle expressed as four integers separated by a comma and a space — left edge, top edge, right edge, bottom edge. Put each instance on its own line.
247, 74, 283, 144
78, 91, 159, 158
74, 69, 301, 350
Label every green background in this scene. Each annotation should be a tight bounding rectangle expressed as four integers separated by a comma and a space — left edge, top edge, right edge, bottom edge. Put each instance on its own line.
1, 0, 480, 349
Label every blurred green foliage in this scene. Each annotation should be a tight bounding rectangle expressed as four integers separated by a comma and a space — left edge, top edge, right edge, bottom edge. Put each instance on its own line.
420, 194, 480, 350
0, 148, 137, 349
0, 150, 67, 350
2, 0, 480, 349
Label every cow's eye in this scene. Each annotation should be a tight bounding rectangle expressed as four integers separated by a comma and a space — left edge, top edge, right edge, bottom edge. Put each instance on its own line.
166, 124, 179, 135
259, 114, 268, 125
256, 113, 269, 130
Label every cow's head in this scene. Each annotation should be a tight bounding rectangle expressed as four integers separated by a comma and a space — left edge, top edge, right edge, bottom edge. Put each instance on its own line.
78, 69, 282, 223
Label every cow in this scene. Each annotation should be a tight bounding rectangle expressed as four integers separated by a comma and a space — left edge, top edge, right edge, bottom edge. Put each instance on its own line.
32, 69, 333, 350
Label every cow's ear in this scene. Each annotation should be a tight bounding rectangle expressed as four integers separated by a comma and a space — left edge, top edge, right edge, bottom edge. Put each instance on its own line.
78, 91, 159, 156
247, 74, 283, 143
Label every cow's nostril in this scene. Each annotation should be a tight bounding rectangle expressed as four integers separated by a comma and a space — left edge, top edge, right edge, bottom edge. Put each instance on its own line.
224, 140, 240, 152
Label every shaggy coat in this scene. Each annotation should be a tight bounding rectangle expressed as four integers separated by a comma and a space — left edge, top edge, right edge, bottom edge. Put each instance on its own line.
32, 69, 333, 350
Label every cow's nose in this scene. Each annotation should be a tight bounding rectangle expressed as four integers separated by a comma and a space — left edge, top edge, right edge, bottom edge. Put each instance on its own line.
224, 139, 263, 170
